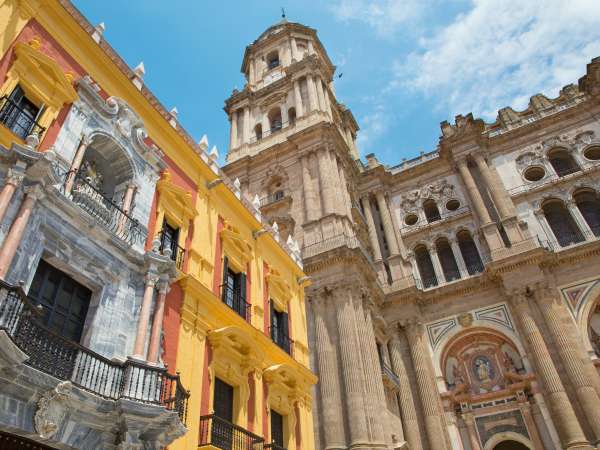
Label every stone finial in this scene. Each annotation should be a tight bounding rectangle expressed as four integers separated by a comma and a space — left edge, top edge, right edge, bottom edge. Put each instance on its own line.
233, 178, 241, 199
365, 153, 379, 168
209, 145, 219, 161
152, 237, 161, 253
168, 107, 178, 128
131, 62, 145, 90
199, 134, 209, 151
25, 132, 40, 149
92, 22, 105, 43
287, 235, 294, 247
272, 222, 280, 241
252, 194, 261, 210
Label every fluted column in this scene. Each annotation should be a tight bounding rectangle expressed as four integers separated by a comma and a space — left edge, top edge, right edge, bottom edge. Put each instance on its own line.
334, 287, 369, 446
388, 331, 423, 450
0, 167, 25, 225
322, 82, 333, 118
361, 196, 382, 261
404, 322, 448, 450
337, 162, 352, 218
64, 135, 91, 195
375, 191, 399, 255
307, 75, 319, 112
456, 158, 492, 224
290, 37, 299, 61
133, 269, 160, 359
301, 154, 318, 222
230, 110, 238, 149
313, 296, 345, 449
315, 77, 326, 112
472, 152, 513, 219
329, 153, 347, 216
243, 107, 250, 144
535, 285, 600, 441
317, 149, 335, 216
0, 184, 44, 279
147, 275, 170, 363
293, 80, 304, 118
510, 292, 591, 449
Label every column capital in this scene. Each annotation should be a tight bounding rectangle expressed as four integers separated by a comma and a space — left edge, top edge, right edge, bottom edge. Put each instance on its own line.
6, 167, 25, 187
81, 133, 93, 147
145, 270, 160, 287
24, 183, 46, 201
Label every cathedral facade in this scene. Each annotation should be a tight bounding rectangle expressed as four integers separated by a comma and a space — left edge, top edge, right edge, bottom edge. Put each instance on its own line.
223, 20, 600, 450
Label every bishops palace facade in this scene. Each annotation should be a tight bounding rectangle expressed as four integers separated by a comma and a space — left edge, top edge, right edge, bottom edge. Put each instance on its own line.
0, 2, 600, 450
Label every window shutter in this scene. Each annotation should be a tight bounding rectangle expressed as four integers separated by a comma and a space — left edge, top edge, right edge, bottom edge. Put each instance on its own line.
239, 272, 247, 302
282, 311, 289, 339
269, 300, 275, 339
221, 256, 229, 302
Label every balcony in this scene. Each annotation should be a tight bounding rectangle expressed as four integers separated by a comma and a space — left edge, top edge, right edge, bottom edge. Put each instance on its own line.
221, 284, 251, 322
199, 414, 264, 450
158, 229, 186, 270
545, 226, 600, 251
0, 95, 45, 140
265, 444, 287, 450
270, 324, 293, 356
260, 190, 286, 207
249, 119, 293, 144
60, 168, 147, 246
0, 281, 189, 420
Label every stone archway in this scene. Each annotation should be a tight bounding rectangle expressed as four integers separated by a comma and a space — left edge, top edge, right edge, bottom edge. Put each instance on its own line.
484, 431, 533, 450
493, 440, 529, 450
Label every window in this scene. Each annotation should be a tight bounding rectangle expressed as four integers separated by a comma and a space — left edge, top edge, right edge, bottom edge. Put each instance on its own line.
542, 200, 584, 247
254, 123, 263, 141
423, 199, 441, 223
547, 148, 580, 177
28, 260, 91, 342
159, 220, 181, 264
221, 256, 248, 319
288, 107, 296, 125
268, 107, 282, 133
267, 51, 280, 70
435, 238, 461, 282
270, 302, 291, 354
414, 245, 438, 288
0, 85, 41, 139
574, 191, 600, 237
457, 231, 484, 275
270, 410, 285, 448
212, 377, 235, 449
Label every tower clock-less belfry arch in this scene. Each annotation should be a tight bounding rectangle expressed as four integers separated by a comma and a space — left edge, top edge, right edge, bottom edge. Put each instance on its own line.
224, 18, 600, 450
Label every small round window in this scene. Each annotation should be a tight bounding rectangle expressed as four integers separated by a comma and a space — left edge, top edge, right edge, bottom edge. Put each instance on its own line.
404, 214, 418, 226
446, 199, 460, 211
583, 146, 600, 161
523, 166, 545, 182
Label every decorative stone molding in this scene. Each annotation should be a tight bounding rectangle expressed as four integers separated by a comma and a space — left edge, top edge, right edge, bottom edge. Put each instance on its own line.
34, 381, 73, 439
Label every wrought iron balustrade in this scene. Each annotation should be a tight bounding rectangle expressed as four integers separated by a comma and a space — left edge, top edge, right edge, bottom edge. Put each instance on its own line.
0, 281, 189, 421
158, 229, 185, 270
199, 414, 264, 450
546, 225, 600, 251
265, 443, 287, 450
260, 191, 286, 207
249, 120, 292, 144
59, 169, 147, 246
269, 325, 293, 356
221, 284, 251, 322
0, 95, 45, 140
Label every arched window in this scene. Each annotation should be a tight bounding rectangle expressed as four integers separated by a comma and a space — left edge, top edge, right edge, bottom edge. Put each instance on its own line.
542, 199, 584, 247
548, 148, 580, 177
254, 123, 263, 141
436, 238, 461, 282
457, 230, 484, 275
414, 245, 438, 288
423, 199, 441, 223
574, 190, 600, 237
288, 107, 296, 125
268, 107, 282, 133
267, 50, 280, 70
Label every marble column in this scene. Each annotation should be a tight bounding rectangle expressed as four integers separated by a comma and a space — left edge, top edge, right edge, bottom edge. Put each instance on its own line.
456, 158, 492, 225
64, 135, 91, 195
322, 81, 333, 118
334, 287, 369, 446
404, 322, 449, 450
317, 149, 335, 216
133, 269, 160, 359
472, 152, 513, 220
301, 154, 318, 222
510, 293, 591, 449
388, 331, 423, 450
230, 110, 238, 149
116, 182, 137, 237
293, 80, 304, 118
307, 75, 319, 112
0, 167, 25, 225
375, 191, 400, 256
0, 184, 44, 279
147, 275, 170, 363
361, 196, 382, 261
535, 286, 600, 441
243, 107, 250, 144
313, 296, 345, 449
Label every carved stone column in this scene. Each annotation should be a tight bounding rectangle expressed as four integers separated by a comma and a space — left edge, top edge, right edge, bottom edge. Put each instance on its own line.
293, 80, 304, 117
312, 295, 345, 449
361, 196, 382, 261
534, 285, 600, 441
243, 107, 250, 144
334, 286, 370, 446
329, 153, 347, 217
0, 166, 25, 224
375, 191, 399, 256
336, 160, 352, 218
290, 37, 299, 61
132, 269, 160, 359
472, 152, 513, 219
147, 275, 170, 364
307, 75, 319, 112
315, 77, 326, 112
301, 154, 318, 222
463, 413, 482, 450
509, 291, 592, 449
230, 110, 238, 149
317, 150, 335, 216
388, 329, 423, 450
64, 135, 91, 195
456, 158, 491, 224
404, 321, 449, 450
0, 184, 45, 279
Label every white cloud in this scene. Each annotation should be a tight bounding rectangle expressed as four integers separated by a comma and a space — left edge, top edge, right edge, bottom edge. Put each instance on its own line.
356, 104, 391, 150
396, 0, 600, 120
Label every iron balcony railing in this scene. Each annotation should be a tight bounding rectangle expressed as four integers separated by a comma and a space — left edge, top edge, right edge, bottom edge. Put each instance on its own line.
221, 284, 251, 322
265, 443, 287, 450
260, 191, 286, 207
199, 414, 264, 450
545, 225, 600, 251
158, 229, 186, 270
269, 325, 293, 356
0, 281, 189, 421
249, 120, 294, 144
0, 95, 45, 140
60, 169, 147, 247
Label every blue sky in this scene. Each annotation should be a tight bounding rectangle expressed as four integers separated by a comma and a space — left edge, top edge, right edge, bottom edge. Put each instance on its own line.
73, 1, 600, 166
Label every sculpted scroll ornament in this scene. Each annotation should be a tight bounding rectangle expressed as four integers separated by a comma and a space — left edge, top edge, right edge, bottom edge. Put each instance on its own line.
399, 179, 455, 212
34, 381, 72, 439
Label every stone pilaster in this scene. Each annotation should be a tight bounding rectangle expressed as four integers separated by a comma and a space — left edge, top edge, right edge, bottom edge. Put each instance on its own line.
230, 110, 238, 149
243, 106, 250, 144
317, 149, 335, 216
509, 291, 592, 449
388, 329, 423, 450
293, 79, 304, 117
301, 154, 318, 222
307, 75, 319, 112
375, 191, 399, 256
361, 196, 382, 261
472, 152, 513, 220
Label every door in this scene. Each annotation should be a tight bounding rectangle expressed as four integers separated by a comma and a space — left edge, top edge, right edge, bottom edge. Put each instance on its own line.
28, 260, 92, 342
2, 85, 39, 138
160, 221, 180, 262
213, 377, 234, 449
270, 410, 284, 448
